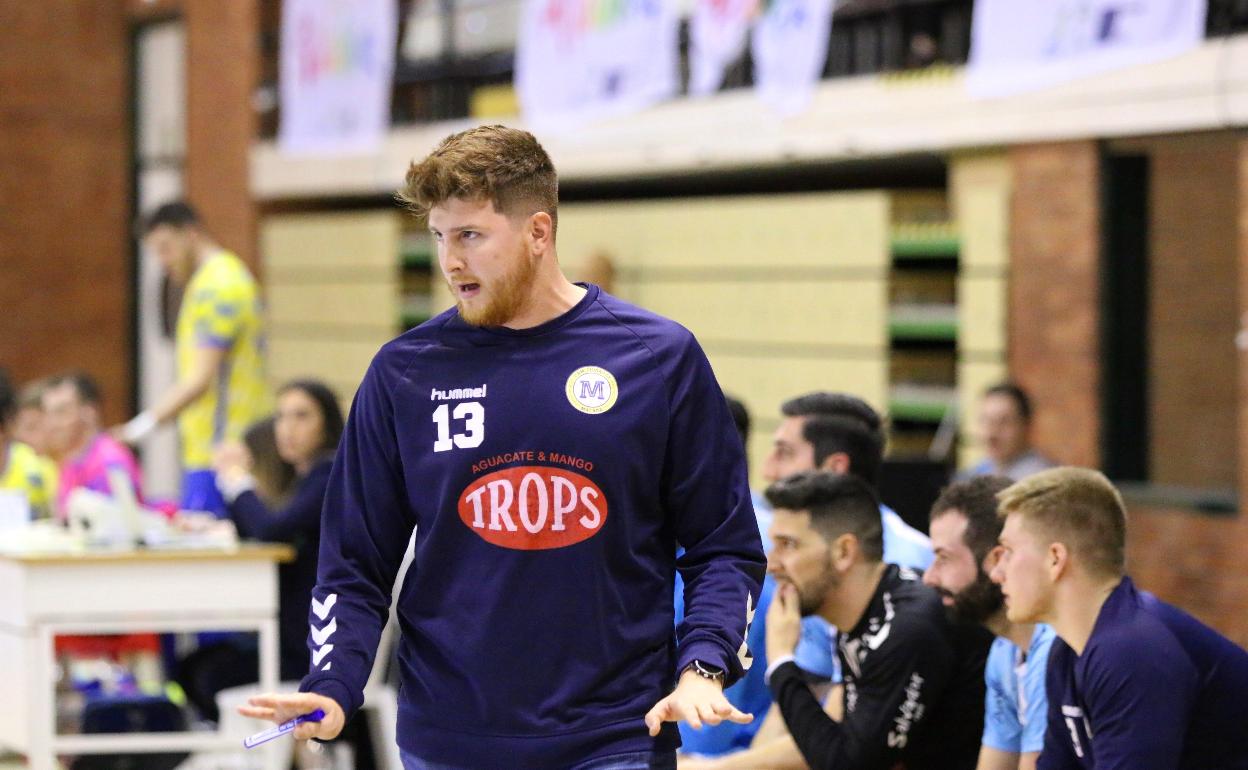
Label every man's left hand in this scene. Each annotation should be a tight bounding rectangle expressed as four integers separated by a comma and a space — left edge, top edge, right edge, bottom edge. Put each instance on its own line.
644, 670, 752, 736
766, 582, 802, 661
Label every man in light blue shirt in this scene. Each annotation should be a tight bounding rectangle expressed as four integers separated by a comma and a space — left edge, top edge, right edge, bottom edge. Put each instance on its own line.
923, 475, 1052, 770
680, 392, 934, 767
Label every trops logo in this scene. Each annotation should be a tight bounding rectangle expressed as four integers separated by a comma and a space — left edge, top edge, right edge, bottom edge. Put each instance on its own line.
458, 460, 608, 550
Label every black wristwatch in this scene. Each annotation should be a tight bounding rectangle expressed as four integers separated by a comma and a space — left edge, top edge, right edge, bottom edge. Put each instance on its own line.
682, 660, 726, 684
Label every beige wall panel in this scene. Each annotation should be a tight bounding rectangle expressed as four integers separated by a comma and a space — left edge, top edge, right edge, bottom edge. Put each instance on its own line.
267, 282, 398, 328
262, 211, 401, 270
641, 280, 887, 349
708, 353, 888, 420
268, 336, 382, 392
958, 276, 1008, 355
560, 192, 892, 270
951, 154, 1012, 270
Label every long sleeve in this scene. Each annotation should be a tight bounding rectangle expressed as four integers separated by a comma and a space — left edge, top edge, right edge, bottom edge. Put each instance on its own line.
298, 352, 417, 721
666, 334, 766, 686
771, 616, 955, 770
1080, 636, 1195, 770
226, 461, 329, 543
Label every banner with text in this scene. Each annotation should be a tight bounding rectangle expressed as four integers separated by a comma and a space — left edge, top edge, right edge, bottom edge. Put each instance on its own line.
689, 0, 756, 97
967, 0, 1207, 98
280, 0, 398, 155
752, 0, 833, 115
515, 0, 680, 132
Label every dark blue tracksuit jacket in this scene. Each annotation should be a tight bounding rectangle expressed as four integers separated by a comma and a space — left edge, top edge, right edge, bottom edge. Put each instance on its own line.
300, 284, 765, 767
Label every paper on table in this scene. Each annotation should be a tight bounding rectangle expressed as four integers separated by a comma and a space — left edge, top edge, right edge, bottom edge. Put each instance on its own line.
0, 490, 31, 533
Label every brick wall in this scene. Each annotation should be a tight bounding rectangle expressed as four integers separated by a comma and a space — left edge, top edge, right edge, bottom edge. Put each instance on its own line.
0, 3, 132, 422
1010, 137, 1248, 643
1148, 134, 1239, 490
1129, 505, 1248, 647
1008, 141, 1102, 467
185, 0, 259, 269
0, 1, 261, 423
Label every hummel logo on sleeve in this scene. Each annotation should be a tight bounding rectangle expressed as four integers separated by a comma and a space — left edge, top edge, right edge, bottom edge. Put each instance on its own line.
311, 593, 338, 670
312, 593, 337, 620
312, 644, 334, 667
311, 617, 337, 646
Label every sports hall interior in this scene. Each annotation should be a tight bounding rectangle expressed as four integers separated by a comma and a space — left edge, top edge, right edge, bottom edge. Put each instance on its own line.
4, 1, 1248, 766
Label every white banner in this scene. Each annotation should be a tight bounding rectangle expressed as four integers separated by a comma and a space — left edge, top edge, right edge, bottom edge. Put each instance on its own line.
688, 0, 756, 97
279, 0, 398, 155
752, 0, 833, 115
967, 0, 1207, 99
515, 0, 681, 132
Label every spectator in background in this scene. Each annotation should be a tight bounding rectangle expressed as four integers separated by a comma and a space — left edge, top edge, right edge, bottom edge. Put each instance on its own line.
115, 201, 269, 517
964, 384, 1054, 481
0, 368, 58, 520
239, 415, 296, 508
922, 477, 1054, 770
175, 380, 342, 721
43, 371, 144, 519
217, 380, 342, 680
13, 379, 52, 459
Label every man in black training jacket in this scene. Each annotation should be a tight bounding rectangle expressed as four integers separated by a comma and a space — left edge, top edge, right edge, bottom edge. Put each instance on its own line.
762, 471, 992, 770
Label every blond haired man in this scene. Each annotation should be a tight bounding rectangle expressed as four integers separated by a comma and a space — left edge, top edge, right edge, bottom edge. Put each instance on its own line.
992, 467, 1248, 770
241, 126, 765, 770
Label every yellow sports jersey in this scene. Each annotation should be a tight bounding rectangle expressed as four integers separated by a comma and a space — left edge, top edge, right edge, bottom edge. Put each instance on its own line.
176, 251, 270, 469
0, 441, 58, 520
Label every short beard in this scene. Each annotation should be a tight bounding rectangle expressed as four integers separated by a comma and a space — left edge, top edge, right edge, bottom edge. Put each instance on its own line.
796, 565, 840, 617
944, 571, 1004, 625
455, 248, 540, 328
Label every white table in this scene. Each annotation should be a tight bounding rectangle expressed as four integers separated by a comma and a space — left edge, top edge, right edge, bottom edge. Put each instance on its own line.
0, 544, 294, 770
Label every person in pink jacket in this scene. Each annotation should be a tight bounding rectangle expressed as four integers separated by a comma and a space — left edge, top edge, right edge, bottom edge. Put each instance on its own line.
44, 371, 144, 519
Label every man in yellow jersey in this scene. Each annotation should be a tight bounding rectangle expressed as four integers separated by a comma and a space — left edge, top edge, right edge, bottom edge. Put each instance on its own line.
115, 202, 269, 516
0, 369, 58, 520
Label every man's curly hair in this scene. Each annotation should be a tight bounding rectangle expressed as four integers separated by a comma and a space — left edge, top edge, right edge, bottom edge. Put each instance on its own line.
397, 125, 558, 235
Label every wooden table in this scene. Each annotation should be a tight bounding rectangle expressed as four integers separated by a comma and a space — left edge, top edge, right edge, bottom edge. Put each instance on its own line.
0, 544, 294, 770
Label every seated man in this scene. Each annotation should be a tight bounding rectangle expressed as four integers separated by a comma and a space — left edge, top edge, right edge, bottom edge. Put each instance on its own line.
764, 471, 990, 770
993, 467, 1248, 769
963, 383, 1054, 481
13, 379, 52, 459
0, 368, 57, 520
683, 393, 935, 768
923, 476, 1054, 770
43, 371, 143, 518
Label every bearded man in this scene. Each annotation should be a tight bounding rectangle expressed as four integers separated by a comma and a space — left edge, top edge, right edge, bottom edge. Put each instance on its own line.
762, 471, 992, 770
240, 125, 766, 770
923, 476, 1054, 770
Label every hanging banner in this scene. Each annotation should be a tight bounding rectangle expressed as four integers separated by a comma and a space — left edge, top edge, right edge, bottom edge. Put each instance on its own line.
688, 0, 756, 97
967, 0, 1207, 98
751, 0, 834, 115
280, 0, 398, 155
515, 0, 680, 132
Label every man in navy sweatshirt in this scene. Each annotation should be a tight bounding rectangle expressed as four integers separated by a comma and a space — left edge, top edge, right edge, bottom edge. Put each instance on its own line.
240, 125, 766, 770
993, 467, 1248, 769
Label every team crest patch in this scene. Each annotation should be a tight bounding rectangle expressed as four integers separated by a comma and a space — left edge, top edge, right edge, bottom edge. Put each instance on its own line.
565, 366, 618, 415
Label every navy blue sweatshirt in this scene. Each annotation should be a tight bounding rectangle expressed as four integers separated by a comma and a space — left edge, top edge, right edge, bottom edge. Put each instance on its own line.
226, 459, 329, 681
1039, 577, 1248, 769
300, 285, 765, 767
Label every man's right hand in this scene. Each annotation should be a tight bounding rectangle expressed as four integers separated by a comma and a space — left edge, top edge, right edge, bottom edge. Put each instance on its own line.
238, 692, 346, 742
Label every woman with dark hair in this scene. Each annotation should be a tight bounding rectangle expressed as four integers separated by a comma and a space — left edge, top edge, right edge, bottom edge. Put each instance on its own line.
239, 416, 296, 508
213, 379, 344, 680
